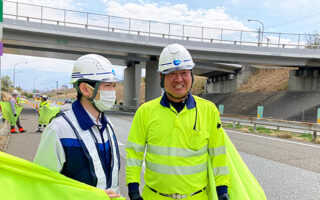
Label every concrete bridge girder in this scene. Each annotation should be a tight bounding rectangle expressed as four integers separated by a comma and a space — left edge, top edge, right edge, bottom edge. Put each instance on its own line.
5, 17, 320, 100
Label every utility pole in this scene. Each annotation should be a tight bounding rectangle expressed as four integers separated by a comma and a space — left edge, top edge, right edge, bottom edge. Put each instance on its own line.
247, 19, 265, 45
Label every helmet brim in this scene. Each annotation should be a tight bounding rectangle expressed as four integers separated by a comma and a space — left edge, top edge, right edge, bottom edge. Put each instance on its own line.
159, 65, 194, 74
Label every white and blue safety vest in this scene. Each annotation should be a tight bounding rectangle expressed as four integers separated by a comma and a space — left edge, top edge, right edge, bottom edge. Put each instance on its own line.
34, 100, 120, 192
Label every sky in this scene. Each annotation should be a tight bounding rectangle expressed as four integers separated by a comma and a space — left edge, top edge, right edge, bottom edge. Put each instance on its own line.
1, 0, 320, 91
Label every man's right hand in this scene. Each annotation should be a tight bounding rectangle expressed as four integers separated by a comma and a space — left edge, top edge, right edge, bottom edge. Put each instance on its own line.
105, 189, 121, 199
128, 191, 143, 200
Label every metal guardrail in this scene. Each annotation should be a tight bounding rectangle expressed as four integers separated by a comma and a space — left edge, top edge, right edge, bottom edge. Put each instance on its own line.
221, 115, 319, 142
3, 0, 319, 49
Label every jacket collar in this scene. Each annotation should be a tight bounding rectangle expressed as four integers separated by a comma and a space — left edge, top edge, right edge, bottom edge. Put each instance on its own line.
72, 99, 96, 130
160, 92, 196, 109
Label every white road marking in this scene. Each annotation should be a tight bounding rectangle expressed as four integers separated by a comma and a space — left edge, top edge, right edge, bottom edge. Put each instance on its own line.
226, 129, 320, 149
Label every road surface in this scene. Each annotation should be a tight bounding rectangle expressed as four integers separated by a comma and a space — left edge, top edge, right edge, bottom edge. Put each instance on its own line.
5, 106, 320, 199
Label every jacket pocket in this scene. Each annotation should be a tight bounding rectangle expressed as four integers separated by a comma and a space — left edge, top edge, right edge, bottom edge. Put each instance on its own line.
187, 129, 209, 151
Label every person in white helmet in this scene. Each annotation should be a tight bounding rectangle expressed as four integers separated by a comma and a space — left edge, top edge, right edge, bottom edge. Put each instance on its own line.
9, 90, 26, 133
36, 95, 49, 133
34, 54, 122, 199
125, 44, 230, 200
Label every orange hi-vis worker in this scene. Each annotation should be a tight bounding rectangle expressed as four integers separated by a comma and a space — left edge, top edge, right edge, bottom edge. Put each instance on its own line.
9, 91, 26, 133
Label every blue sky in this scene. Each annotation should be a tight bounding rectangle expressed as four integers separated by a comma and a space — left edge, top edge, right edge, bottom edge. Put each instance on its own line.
1, 0, 320, 91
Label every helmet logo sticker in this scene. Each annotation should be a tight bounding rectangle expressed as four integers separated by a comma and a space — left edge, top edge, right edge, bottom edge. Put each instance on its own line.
173, 59, 181, 66
112, 69, 116, 76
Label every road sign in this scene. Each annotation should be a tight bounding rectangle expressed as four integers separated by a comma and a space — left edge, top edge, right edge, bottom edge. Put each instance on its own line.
257, 106, 263, 119
317, 108, 320, 124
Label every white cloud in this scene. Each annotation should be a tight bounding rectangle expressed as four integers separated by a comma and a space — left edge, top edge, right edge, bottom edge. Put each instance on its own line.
102, 0, 247, 30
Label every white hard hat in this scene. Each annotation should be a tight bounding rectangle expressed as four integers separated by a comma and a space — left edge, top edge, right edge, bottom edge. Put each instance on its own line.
12, 90, 19, 96
42, 95, 48, 100
71, 54, 118, 84
158, 43, 195, 74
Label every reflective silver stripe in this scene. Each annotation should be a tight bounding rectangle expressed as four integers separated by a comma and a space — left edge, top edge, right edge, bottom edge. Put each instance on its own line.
213, 167, 229, 176
147, 144, 207, 157
107, 125, 120, 193
146, 160, 207, 175
208, 146, 226, 157
126, 141, 145, 152
65, 111, 107, 189
126, 158, 143, 167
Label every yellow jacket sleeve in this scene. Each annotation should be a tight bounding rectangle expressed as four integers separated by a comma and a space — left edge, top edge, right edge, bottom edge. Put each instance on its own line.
208, 104, 230, 187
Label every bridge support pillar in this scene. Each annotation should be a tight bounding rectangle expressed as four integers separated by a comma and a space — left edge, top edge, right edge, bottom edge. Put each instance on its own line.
205, 64, 253, 93
124, 61, 142, 107
289, 68, 320, 91
145, 59, 162, 102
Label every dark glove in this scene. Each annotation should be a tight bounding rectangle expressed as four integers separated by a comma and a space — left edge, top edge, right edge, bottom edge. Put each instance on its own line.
14, 114, 17, 117
128, 191, 143, 200
218, 193, 230, 200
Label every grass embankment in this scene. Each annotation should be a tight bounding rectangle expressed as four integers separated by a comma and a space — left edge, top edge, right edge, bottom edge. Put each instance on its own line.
223, 123, 320, 144
237, 68, 294, 92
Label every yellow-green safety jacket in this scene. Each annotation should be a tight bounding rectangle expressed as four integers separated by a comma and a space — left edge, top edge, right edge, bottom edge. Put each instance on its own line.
125, 93, 230, 194
39, 101, 48, 108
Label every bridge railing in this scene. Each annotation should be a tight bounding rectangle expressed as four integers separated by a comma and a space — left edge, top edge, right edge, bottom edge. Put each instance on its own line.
3, 0, 319, 49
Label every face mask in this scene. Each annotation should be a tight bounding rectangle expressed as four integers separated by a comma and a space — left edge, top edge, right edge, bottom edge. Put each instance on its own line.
93, 90, 116, 112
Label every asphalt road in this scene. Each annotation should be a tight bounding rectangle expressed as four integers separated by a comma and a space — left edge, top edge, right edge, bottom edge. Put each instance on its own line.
5, 106, 320, 200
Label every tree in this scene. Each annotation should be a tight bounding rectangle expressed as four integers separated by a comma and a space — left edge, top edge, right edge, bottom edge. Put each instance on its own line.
305, 31, 320, 49
1, 76, 13, 91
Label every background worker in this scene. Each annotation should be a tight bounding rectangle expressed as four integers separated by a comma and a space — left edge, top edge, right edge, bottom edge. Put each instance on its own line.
34, 54, 122, 199
36, 95, 49, 133
126, 43, 230, 200
9, 91, 26, 133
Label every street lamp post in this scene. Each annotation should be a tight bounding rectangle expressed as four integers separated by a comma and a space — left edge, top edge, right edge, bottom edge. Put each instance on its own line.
13, 61, 27, 88
33, 76, 42, 94
247, 19, 264, 45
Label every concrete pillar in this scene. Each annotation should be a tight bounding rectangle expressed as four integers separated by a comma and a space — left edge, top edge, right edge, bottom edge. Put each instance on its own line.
289, 68, 320, 91
124, 61, 142, 107
145, 59, 162, 102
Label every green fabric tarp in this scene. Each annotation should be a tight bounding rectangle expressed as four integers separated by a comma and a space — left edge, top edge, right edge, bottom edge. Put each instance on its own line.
207, 131, 267, 200
0, 152, 126, 200
38, 105, 61, 124
0, 101, 23, 126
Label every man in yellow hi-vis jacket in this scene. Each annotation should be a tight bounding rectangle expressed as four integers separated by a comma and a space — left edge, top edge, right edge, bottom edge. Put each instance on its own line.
125, 44, 230, 200
36, 95, 49, 133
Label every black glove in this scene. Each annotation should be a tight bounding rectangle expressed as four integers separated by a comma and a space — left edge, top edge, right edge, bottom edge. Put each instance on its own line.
128, 191, 143, 200
14, 114, 17, 117
218, 193, 230, 200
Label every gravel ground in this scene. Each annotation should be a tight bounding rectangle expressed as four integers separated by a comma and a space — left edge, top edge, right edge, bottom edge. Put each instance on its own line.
0, 135, 8, 151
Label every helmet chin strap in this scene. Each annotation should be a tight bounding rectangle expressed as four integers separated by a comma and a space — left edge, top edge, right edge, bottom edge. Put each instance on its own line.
77, 81, 102, 112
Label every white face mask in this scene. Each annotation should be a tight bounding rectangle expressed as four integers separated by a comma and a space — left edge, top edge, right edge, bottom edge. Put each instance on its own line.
93, 90, 116, 112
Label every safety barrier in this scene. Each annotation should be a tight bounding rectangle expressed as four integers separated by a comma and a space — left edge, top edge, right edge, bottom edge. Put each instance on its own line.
221, 114, 320, 142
